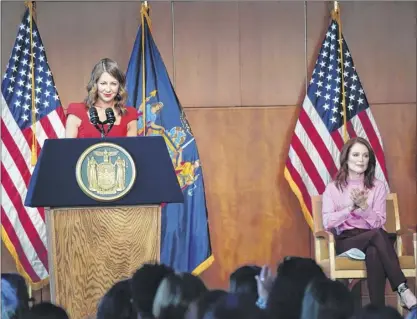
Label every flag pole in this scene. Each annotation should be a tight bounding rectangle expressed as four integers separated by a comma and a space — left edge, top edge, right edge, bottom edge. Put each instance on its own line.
141, 2, 147, 136
22, 2, 36, 293
24, 2, 38, 293
25, 1, 38, 165
332, 1, 348, 143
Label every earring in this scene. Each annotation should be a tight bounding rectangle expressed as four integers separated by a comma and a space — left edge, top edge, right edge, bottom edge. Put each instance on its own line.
115, 93, 122, 101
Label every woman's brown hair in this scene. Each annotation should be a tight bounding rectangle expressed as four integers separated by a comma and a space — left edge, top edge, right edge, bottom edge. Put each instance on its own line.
84, 58, 128, 115
334, 137, 376, 191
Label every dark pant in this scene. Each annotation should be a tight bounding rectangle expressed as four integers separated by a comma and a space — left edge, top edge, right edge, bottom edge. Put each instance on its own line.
335, 228, 406, 306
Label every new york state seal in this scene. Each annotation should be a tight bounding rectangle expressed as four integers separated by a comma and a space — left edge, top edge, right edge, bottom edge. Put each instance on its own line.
75, 142, 136, 201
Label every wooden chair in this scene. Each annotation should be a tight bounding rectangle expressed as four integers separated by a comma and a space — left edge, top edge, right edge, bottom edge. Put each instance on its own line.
312, 193, 417, 315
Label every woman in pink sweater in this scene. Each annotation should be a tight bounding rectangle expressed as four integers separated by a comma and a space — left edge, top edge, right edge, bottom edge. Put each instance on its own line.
322, 137, 416, 311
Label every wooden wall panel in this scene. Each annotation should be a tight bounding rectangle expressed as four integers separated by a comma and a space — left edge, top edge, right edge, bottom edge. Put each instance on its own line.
2, 2, 174, 110
371, 104, 417, 232
1, 1, 26, 75
307, 2, 417, 104
338, 2, 416, 104
185, 106, 311, 288
146, 2, 174, 83
174, 2, 240, 107
239, 2, 306, 106
35, 2, 140, 108
306, 1, 331, 79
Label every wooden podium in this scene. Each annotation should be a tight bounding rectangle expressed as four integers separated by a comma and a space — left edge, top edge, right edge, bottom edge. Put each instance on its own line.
25, 137, 183, 319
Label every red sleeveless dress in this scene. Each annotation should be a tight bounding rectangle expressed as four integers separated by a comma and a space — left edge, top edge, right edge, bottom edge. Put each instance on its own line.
66, 103, 138, 138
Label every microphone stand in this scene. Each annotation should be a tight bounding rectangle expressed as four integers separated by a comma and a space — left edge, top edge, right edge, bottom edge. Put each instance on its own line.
99, 121, 112, 138
92, 123, 105, 138
106, 123, 114, 136
100, 123, 106, 138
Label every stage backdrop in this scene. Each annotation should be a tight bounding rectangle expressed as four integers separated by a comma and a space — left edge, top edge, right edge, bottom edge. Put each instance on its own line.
1, 1, 416, 306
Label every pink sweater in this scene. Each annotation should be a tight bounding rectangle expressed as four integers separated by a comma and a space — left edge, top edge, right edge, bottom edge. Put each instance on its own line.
322, 176, 388, 234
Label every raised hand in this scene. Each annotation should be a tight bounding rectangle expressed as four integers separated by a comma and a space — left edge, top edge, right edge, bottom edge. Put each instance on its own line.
255, 265, 275, 300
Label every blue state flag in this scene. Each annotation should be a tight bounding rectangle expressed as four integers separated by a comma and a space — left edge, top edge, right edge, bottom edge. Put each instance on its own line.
125, 5, 213, 274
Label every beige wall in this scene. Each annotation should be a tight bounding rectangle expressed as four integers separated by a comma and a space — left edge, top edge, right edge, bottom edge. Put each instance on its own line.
1, 1, 416, 304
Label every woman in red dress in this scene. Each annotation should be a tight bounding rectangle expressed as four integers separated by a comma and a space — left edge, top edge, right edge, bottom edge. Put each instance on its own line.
65, 58, 138, 138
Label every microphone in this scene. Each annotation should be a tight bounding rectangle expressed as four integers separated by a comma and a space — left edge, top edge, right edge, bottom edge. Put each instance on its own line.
105, 108, 116, 135
89, 107, 105, 138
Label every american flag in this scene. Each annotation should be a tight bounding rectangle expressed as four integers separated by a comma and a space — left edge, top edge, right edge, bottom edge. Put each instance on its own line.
284, 17, 389, 229
1, 8, 65, 288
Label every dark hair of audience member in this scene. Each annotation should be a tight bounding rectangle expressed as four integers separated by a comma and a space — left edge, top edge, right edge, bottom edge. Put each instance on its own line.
266, 257, 326, 319
153, 272, 208, 319
202, 293, 265, 319
185, 290, 227, 319
229, 265, 261, 301
300, 277, 354, 319
131, 263, 174, 318
2, 273, 30, 319
27, 302, 69, 319
352, 304, 403, 319
97, 279, 135, 319
180, 273, 208, 300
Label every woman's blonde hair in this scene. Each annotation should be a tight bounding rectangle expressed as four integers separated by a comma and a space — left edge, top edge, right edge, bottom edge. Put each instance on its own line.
84, 58, 128, 115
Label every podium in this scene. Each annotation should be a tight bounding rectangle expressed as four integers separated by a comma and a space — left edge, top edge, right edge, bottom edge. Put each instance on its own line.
25, 136, 183, 319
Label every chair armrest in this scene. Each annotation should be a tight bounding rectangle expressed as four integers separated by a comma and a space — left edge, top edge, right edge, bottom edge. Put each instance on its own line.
314, 230, 335, 243
314, 230, 336, 269
396, 225, 417, 236
395, 225, 417, 257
